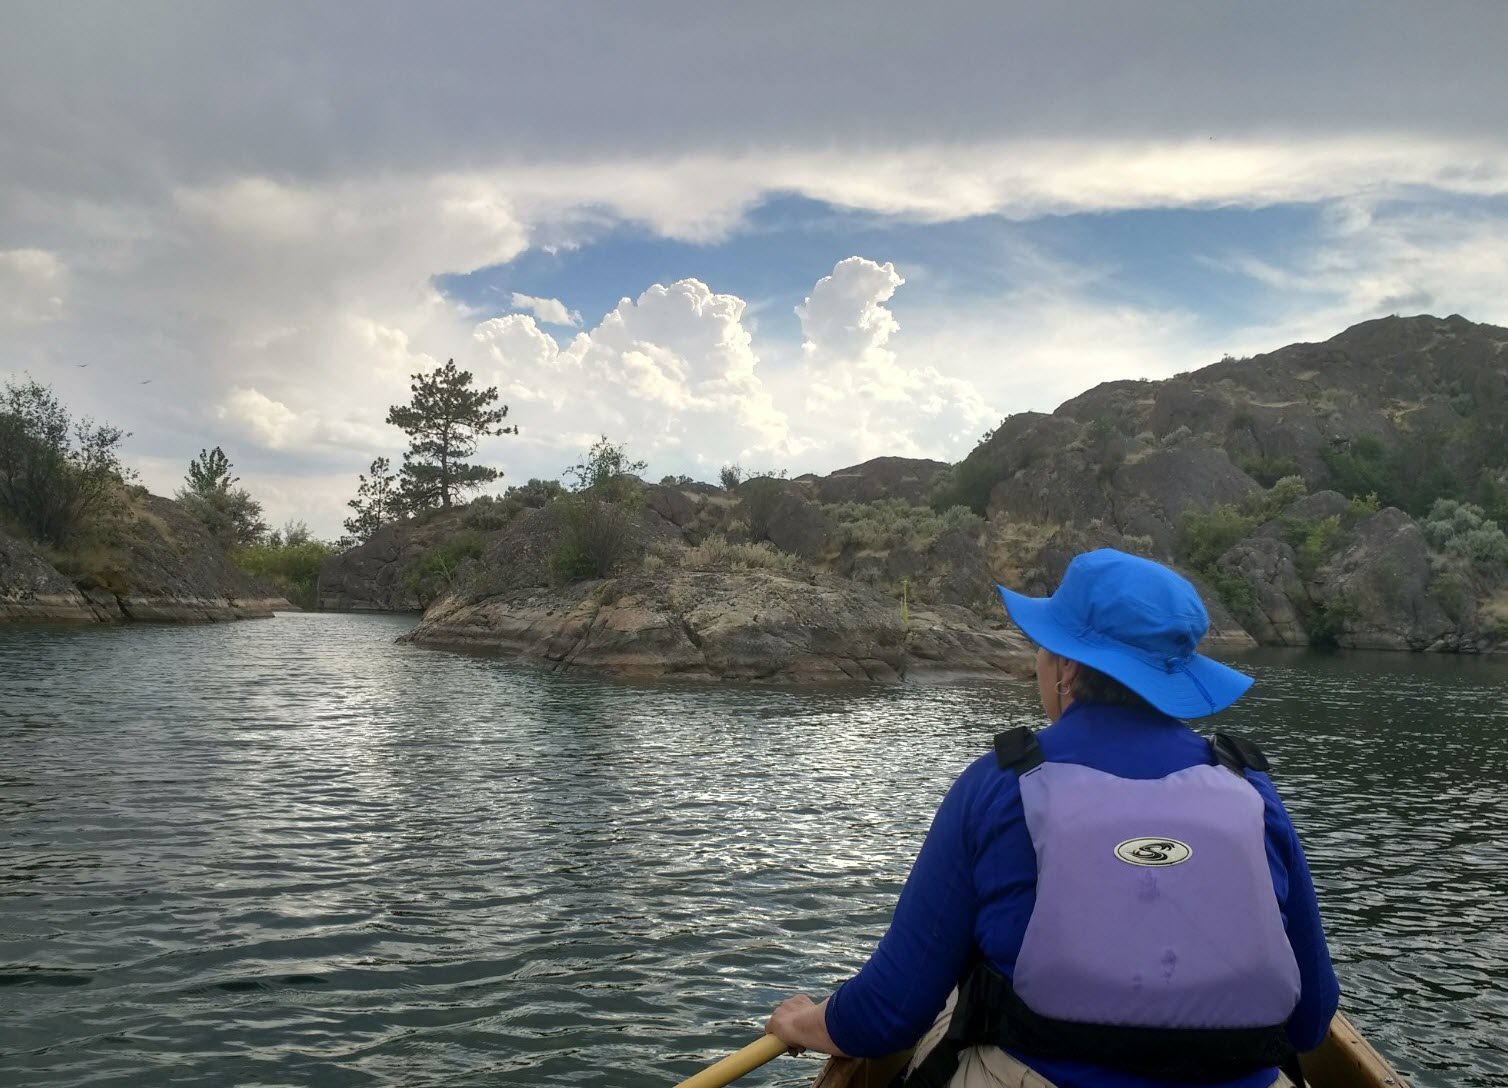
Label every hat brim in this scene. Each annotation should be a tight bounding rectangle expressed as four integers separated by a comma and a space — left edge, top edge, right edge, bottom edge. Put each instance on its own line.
997, 585, 1253, 719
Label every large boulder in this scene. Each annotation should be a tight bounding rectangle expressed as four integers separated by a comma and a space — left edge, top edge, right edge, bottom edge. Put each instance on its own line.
1315, 508, 1459, 651
1110, 447, 1261, 555
1215, 536, 1311, 645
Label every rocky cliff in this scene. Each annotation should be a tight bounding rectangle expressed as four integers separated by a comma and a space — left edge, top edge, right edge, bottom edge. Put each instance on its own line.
0, 491, 292, 624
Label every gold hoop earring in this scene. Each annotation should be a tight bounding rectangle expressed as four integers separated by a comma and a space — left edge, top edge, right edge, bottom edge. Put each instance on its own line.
1055, 680, 1072, 697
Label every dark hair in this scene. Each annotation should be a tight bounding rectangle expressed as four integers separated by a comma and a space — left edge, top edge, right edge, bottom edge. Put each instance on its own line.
1066, 659, 1153, 711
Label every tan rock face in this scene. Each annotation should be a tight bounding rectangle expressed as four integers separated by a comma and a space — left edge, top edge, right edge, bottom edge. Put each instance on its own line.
403, 568, 1033, 683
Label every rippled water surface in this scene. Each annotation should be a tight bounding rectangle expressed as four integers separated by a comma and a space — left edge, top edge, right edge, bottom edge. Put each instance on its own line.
2, 615, 1505, 1086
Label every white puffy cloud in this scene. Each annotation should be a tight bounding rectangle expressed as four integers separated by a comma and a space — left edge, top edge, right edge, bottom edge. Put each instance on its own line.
474, 279, 793, 470
793, 257, 998, 459
508, 293, 580, 327
0, 248, 66, 324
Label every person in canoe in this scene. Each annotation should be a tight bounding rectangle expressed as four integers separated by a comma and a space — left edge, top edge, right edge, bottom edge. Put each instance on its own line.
767, 548, 1340, 1088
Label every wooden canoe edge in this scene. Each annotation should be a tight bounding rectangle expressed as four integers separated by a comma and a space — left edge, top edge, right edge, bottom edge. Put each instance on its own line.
812, 1052, 909, 1088
1300, 1010, 1406, 1088
812, 1012, 1405, 1088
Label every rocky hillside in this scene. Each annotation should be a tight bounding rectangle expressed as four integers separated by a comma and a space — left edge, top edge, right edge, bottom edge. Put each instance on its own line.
950, 314, 1508, 652
0, 490, 292, 623
332, 315, 1508, 676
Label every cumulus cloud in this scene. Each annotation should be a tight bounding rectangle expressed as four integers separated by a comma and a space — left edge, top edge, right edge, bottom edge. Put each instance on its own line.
793, 257, 998, 458
475, 279, 792, 468
0, 248, 66, 324
508, 293, 580, 327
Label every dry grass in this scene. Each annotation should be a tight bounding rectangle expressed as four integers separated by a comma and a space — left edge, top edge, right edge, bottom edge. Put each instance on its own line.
680, 534, 798, 572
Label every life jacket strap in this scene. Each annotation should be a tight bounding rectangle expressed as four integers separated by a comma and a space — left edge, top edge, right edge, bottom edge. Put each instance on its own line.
1211, 731, 1272, 776
993, 727, 1044, 774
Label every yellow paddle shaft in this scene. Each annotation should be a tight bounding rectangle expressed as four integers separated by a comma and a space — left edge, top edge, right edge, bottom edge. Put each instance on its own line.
673, 1033, 789, 1088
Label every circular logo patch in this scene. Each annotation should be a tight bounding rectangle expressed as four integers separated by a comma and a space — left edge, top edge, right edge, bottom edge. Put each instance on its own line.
1114, 838, 1193, 867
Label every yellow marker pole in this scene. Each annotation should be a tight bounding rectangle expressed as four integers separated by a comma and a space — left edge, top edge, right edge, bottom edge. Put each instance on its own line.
672, 1034, 789, 1088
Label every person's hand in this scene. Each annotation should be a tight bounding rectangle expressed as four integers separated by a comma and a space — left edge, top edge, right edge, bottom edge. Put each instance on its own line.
765, 993, 814, 1056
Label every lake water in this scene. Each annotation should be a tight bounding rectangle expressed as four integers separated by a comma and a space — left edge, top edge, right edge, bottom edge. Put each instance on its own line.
2, 614, 1505, 1087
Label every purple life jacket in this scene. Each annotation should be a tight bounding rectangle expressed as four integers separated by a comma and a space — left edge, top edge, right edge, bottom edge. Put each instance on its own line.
900, 729, 1301, 1088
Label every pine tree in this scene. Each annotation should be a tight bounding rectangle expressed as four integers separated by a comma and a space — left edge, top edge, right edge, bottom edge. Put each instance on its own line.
342, 456, 397, 543
385, 359, 515, 512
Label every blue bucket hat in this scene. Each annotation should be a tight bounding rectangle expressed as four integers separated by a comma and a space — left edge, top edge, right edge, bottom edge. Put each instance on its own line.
996, 548, 1253, 718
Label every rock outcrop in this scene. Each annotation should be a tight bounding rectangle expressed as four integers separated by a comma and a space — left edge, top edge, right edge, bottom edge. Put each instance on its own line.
0, 493, 293, 624
403, 567, 1034, 682
799, 456, 951, 505
316, 507, 470, 612
0, 530, 110, 622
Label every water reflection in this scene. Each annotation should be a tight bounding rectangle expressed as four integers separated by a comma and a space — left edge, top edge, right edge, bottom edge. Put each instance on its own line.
0, 620, 1504, 1085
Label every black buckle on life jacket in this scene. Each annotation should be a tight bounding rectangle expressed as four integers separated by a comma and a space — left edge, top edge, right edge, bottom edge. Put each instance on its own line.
993, 726, 1044, 775
1211, 731, 1271, 776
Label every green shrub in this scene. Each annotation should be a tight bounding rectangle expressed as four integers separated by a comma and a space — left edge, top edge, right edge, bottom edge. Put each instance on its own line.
1320, 433, 1465, 515
1177, 503, 1257, 571
930, 456, 1000, 515
550, 495, 639, 584
1288, 515, 1344, 577
233, 537, 340, 609
1304, 597, 1358, 647
828, 499, 982, 554
1265, 474, 1308, 510
1240, 456, 1301, 488
404, 530, 487, 599
464, 479, 564, 531
1207, 568, 1258, 626
1422, 499, 1508, 566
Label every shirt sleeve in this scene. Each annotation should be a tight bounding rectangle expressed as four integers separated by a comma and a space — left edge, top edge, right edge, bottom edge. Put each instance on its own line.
1250, 772, 1341, 1052
823, 762, 991, 1058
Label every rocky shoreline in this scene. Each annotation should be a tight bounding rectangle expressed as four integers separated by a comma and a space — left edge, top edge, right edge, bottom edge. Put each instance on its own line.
0, 494, 295, 626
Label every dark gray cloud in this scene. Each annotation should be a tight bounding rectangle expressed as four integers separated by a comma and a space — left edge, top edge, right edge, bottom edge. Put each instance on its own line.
4, 0, 1506, 195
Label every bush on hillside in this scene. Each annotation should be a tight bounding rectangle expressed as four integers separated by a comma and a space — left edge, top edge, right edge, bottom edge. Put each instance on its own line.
550, 495, 640, 583
1239, 455, 1302, 488
829, 499, 982, 553
680, 535, 797, 572
550, 438, 647, 583
404, 530, 488, 600
1422, 500, 1508, 566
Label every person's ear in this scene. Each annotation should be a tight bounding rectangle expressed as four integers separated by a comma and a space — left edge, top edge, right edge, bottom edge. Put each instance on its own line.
1058, 657, 1083, 689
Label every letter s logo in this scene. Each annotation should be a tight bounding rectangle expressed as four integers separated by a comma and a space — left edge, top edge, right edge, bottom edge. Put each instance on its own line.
1115, 837, 1193, 867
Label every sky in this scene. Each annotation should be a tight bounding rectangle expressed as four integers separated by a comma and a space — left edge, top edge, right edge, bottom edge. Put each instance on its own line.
4, 2, 1508, 538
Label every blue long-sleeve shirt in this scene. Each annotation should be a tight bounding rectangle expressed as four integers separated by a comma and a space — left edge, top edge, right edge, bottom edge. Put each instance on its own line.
824, 702, 1340, 1088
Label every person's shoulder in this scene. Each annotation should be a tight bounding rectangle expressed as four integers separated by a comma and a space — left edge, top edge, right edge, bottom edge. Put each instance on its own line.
948, 742, 1028, 808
